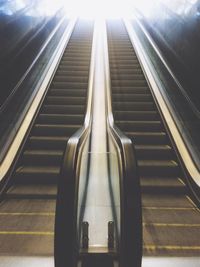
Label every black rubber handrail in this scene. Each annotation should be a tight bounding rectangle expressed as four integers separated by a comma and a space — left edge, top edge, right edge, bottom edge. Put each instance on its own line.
104, 20, 142, 267
111, 127, 142, 267
54, 127, 90, 267
54, 21, 96, 267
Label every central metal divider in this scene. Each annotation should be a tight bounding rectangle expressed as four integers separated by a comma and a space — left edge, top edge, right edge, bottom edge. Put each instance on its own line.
76, 20, 121, 266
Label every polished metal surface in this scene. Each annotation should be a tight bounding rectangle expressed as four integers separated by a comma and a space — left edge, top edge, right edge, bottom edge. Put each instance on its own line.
78, 19, 117, 249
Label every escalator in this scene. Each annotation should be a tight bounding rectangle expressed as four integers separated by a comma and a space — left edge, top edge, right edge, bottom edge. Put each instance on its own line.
107, 20, 200, 257
0, 20, 93, 257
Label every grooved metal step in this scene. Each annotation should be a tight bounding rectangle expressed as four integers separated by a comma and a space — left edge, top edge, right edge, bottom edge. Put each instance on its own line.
113, 93, 152, 101
42, 104, 85, 114
135, 145, 173, 159
113, 101, 155, 111
141, 176, 186, 194
49, 89, 87, 97
115, 111, 159, 120
45, 96, 86, 105
138, 160, 180, 176
38, 114, 84, 124
22, 150, 63, 165
28, 136, 69, 149
126, 131, 168, 145
15, 166, 60, 184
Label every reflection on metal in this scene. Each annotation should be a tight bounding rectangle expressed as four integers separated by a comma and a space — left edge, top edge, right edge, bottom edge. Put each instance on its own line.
0, 18, 76, 181
77, 19, 120, 251
82, 222, 89, 249
124, 18, 200, 187
79, 19, 113, 248
108, 221, 115, 249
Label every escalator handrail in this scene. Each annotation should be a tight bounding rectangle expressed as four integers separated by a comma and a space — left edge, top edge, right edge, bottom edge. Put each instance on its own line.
103, 20, 142, 267
54, 21, 96, 267
124, 18, 200, 197
0, 18, 77, 183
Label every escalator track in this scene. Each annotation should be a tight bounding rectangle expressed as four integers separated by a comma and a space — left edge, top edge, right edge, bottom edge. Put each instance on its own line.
0, 20, 93, 257
107, 19, 200, 257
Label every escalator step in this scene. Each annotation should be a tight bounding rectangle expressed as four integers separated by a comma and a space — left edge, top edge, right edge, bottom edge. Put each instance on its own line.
116, 120, 163, 131
28, 136, 69, 149
135, 145, 173, 159
113, 102, 155, 111
113, 93, 152, 102
49, 89, 87, 97
126, 131, 168, 145
50, 81, 88, 89
111, 79, 147, 87
22, 150, 63, 165
45, 96, 85, 105
115, 111, 159, 120
110, 59, 141, 65
110, 74, 145, 80
109, 49, 136, 54
56, 70, 89, 76
110, 63, 142, 69
38, 114, 84, 124
62, 53, 89, 60
111, 69, 143, 75
42, 104, 85, 114
6, 185, 57, 199
138, 160, 180, 176
33, 124, 81, 136
112, 86, 149, 94
109, 55, 137, 61
54, 75, 88, 83
15, 166, 60, 184
58, 65, 89, 71
59, 61, 89, 67
141, 176, 186, 194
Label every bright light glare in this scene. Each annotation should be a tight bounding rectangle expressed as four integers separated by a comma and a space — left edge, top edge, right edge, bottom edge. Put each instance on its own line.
63, 0, 132, 19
